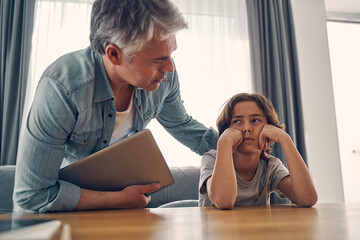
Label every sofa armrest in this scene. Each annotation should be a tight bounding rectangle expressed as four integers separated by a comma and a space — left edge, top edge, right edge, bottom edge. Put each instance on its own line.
0, 165, 16, 214
146, 166, 200, 208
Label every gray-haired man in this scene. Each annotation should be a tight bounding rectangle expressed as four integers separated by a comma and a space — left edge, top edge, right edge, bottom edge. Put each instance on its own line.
14, 0, 218, 212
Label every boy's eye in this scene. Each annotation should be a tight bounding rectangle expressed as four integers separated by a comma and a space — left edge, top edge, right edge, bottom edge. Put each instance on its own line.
252, 119, 262, 123
232, 120, 242, 124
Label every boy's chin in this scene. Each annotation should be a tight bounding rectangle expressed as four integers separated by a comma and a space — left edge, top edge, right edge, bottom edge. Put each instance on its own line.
236, 146, 262, 155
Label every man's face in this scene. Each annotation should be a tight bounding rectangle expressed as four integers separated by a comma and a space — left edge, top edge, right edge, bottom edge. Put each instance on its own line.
117, 35, 177, 91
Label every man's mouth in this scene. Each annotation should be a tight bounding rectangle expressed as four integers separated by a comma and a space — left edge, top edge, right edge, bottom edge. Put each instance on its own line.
153, 75, 166, 83
153, 78, 163, 84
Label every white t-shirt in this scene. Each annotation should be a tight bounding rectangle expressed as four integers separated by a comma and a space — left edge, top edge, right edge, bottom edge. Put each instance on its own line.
109, 92, 136, 145
199, 149, 290, 207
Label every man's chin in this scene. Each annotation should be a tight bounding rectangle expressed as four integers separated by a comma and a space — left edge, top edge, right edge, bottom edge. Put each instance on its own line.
143, 83, 161, 91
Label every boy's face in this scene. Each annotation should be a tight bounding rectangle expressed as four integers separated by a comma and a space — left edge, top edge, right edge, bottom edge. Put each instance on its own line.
230, 101, 267, 154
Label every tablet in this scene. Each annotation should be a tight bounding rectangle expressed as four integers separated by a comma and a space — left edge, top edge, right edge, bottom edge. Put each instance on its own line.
59, 129, 174, 194
0, 219, 62, 240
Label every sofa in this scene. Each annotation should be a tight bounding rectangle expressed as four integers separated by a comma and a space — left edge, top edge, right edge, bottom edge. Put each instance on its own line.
0, 165, 200, 214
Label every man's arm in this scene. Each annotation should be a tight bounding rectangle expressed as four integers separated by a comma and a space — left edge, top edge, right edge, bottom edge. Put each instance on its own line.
14, 76, 159, 212
156, 67, 218, 155
14, 76, 80, 212
74, 183, 160, 211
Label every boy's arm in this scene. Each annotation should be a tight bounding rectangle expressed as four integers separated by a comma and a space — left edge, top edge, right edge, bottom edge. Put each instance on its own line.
259, 125, 318, 207
206, 128, 242, 209
277, 134, 317, 206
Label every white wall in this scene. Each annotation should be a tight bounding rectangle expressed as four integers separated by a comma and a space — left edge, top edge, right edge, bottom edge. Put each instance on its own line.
290, 0, 344, 202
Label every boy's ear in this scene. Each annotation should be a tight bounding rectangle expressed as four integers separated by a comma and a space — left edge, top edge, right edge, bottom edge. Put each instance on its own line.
105, 44, 124, 66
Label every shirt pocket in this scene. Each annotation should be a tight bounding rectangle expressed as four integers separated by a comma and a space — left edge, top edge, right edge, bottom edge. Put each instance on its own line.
142, 107, 161, 126
66, 130, 103, 159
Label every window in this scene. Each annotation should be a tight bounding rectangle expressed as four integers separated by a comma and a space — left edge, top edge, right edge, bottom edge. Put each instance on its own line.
25, 0, 252, 167
327, 21, 360, 202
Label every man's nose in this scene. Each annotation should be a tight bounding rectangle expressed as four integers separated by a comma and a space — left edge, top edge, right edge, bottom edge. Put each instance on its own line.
160, 58, 174, 73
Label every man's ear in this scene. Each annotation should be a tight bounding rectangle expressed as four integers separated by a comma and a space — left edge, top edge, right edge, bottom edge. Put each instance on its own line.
105, 44, 124, 66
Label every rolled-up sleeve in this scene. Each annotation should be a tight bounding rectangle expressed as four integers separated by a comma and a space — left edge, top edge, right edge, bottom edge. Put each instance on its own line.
14, 77, 81, 212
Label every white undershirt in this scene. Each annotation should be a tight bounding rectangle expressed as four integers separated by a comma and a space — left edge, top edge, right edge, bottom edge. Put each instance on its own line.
109, 92, 136, 145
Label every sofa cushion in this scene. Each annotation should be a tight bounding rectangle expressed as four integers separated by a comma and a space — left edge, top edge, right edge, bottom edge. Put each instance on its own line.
147, 166, 200, 208
158, 199, 199, 208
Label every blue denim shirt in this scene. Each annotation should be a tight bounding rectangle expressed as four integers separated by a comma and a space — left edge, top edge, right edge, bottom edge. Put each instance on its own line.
14, 47, 218, 212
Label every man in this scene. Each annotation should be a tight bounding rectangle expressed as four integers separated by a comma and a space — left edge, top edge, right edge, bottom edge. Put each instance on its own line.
14, 0, 218, 212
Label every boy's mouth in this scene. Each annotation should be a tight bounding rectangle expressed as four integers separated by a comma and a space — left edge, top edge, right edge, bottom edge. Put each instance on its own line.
243, 137, 254, 142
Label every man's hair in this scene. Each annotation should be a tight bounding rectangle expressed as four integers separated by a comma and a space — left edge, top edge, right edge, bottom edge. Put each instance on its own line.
90, 0, 187, 58
216, 93, 285, 153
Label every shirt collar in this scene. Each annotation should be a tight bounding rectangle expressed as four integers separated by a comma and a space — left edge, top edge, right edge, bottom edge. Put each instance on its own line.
93, 50, 115, 103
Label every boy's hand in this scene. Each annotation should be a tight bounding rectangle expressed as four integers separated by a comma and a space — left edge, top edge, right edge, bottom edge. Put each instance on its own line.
219, 127, 243, 153
258, 125, 286, 151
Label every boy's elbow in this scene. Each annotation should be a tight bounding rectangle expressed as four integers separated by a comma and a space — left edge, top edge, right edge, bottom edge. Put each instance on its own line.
209, 191, 236, 210
295, 192, 318, 207
215, 201, 235, 210
304, 195, 318, 207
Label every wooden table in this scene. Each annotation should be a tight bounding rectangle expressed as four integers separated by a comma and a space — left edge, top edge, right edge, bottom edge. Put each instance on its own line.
1, 203, 360, 240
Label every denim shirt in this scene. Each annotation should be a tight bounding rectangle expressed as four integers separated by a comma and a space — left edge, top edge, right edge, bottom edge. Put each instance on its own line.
14, 47, 218, 212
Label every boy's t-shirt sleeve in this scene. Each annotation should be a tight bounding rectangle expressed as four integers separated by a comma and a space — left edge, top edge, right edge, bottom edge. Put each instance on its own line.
268, 157, 290, 198
199, 149, 217, 194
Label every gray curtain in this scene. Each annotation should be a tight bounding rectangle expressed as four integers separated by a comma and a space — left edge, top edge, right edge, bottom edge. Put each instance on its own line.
247, 0, 306, 204
0, 0, 36, 165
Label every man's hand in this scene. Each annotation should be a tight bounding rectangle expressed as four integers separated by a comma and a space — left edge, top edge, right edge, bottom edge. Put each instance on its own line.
118, 183, 161, 209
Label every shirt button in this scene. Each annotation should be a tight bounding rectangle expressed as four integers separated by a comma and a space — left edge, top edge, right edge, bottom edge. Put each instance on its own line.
108, 113, 112, 117
83, 139, 89, 144
154, 113, 157, 117
103, 140, 108, 144
139, 105, 143, 109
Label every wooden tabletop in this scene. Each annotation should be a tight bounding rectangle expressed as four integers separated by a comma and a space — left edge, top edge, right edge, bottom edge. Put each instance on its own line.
1, 203, 360, 240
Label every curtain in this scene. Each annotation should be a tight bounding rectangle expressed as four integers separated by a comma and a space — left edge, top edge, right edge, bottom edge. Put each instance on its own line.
0, 0, 36, 165
23, 0, 94, 122
247, 0, 306, 203
24, 0, 252, 167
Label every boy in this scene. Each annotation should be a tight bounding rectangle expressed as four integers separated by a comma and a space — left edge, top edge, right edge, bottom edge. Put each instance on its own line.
199, 93, 317, 209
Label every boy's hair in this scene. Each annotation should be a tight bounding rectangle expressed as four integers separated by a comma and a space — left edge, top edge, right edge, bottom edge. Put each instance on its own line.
216, 93, 285, 153
90, 0, 187, 59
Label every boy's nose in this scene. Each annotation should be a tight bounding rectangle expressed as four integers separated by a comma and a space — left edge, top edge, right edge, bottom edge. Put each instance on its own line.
242, 123, 252, 133
243, 128, 252, 133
